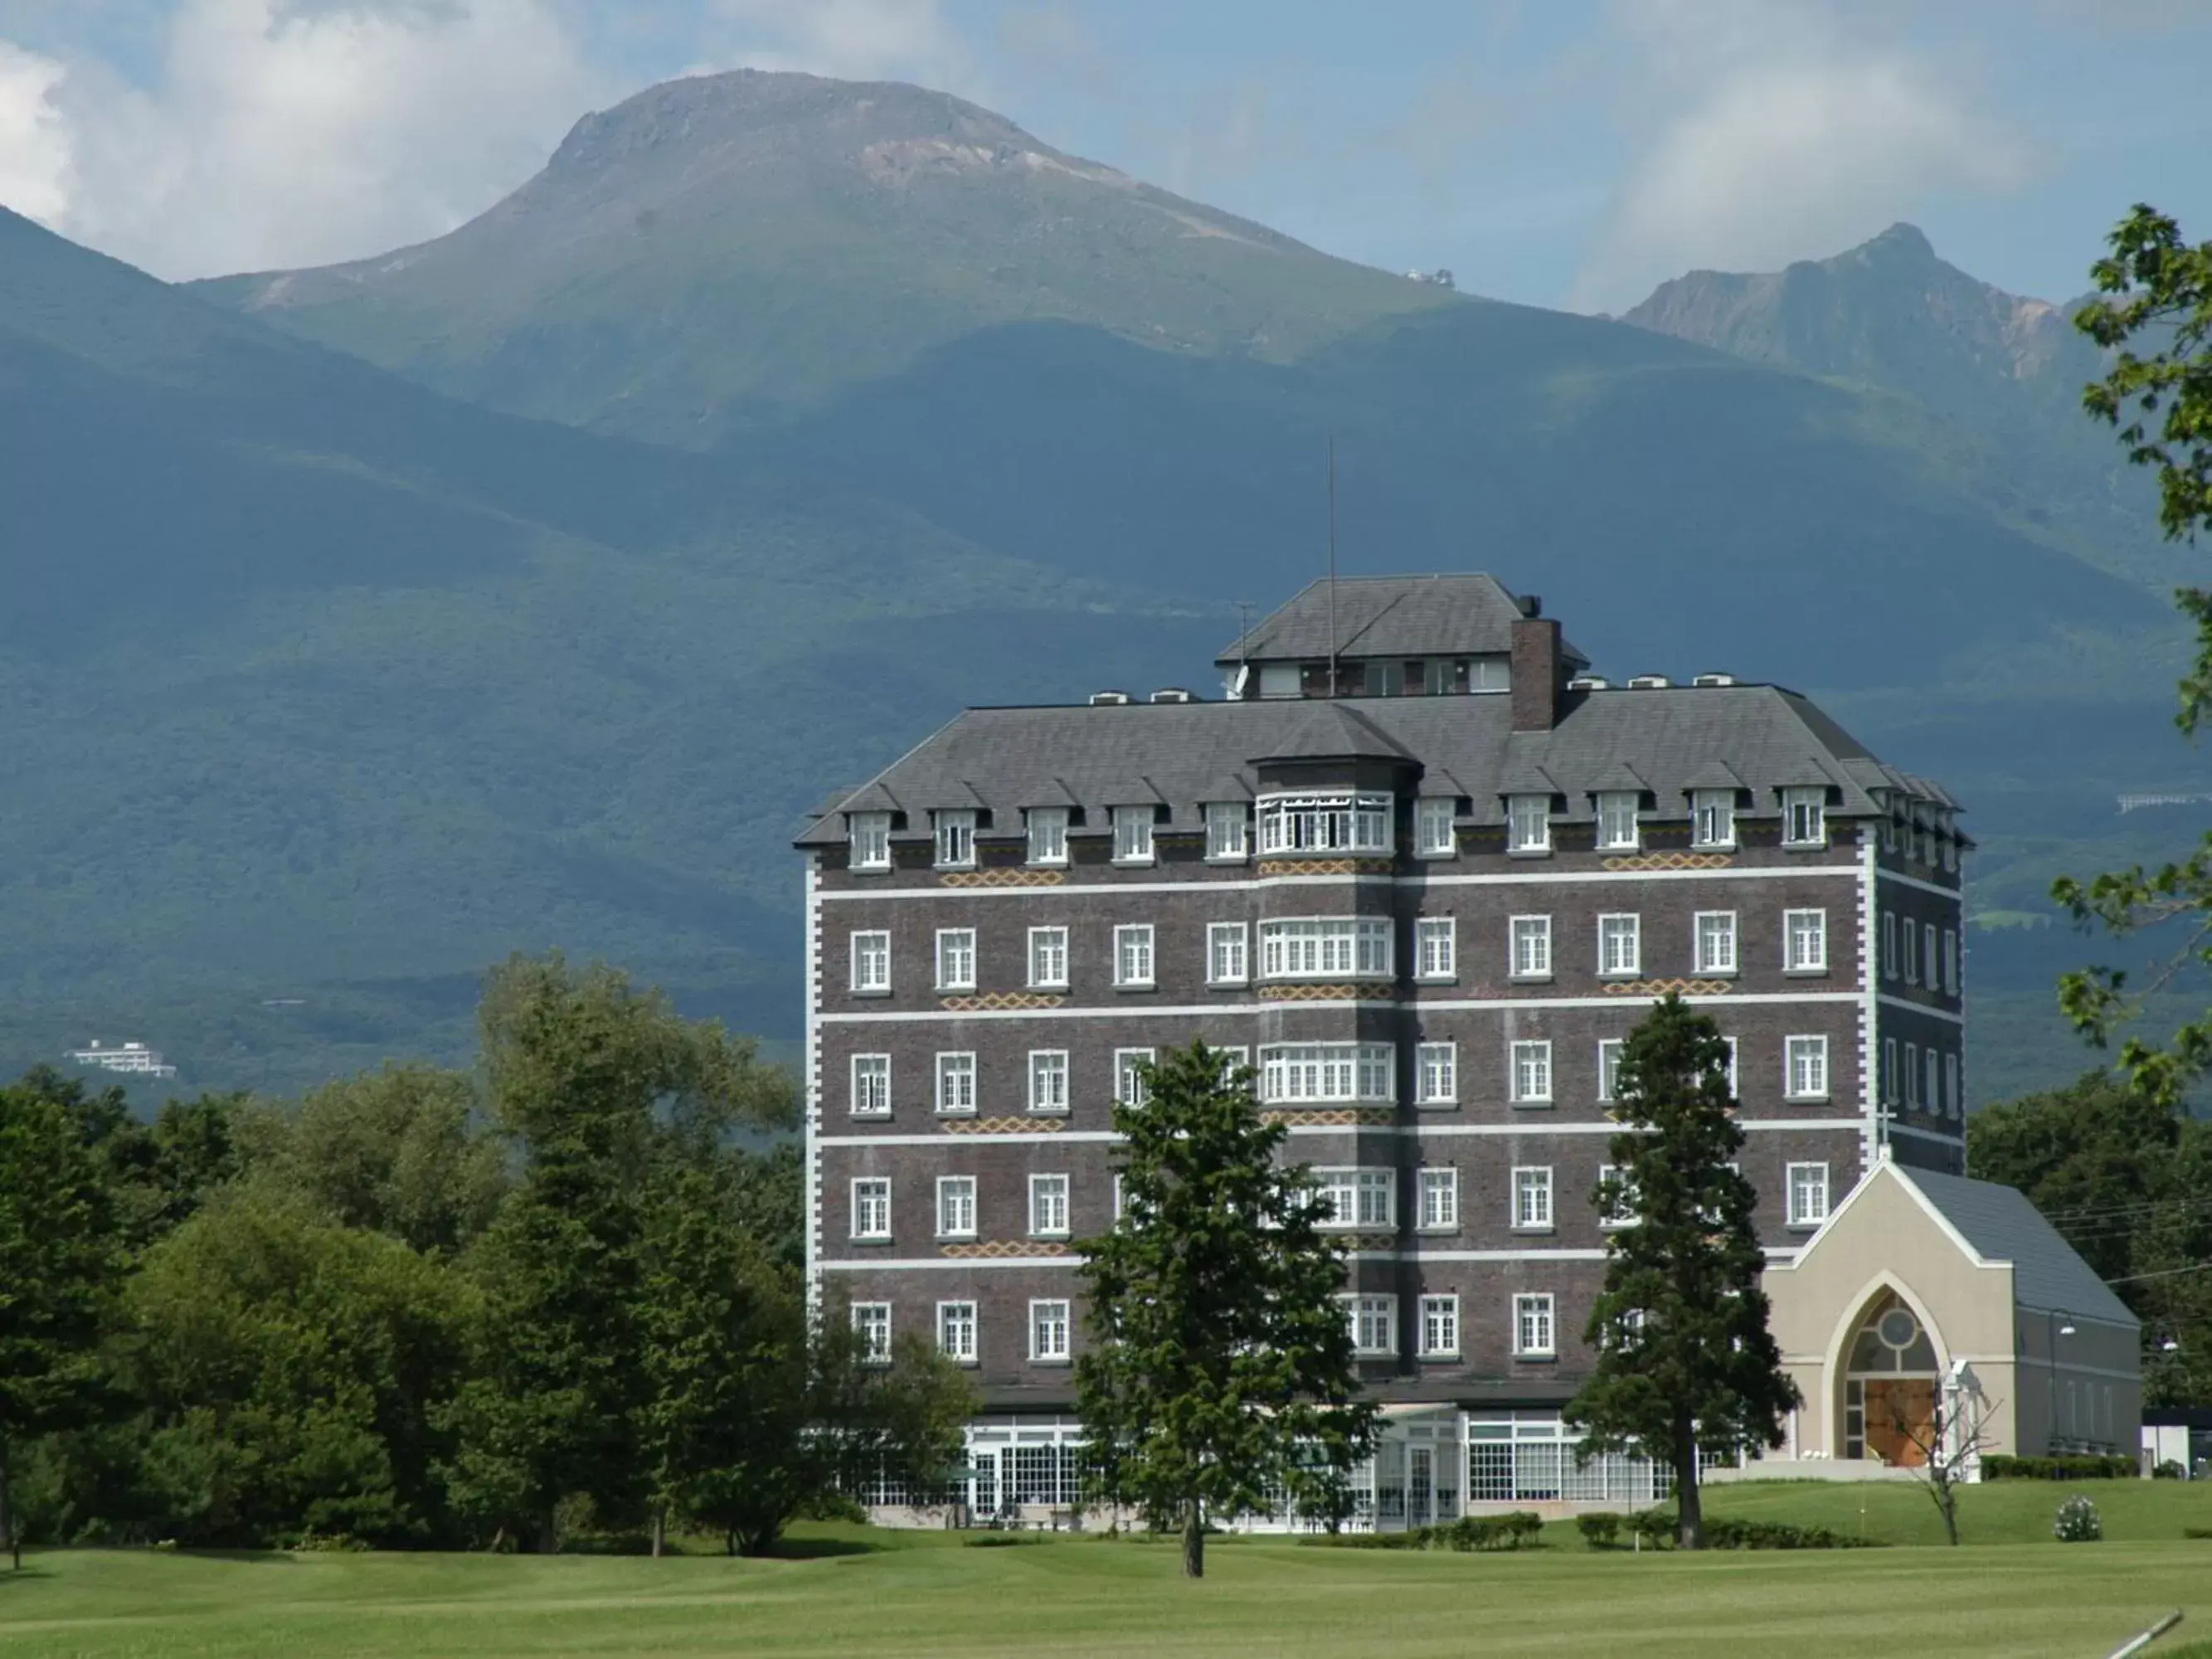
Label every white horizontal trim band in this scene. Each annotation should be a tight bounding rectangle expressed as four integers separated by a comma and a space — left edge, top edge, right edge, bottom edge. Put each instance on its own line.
1886, 1121, 1966, 1144
817, 864, 1869, 904
817, 1131, 1122, 1146
1877, 993, 1963, 1025
817, 1257, 1082, 1272
819, 990, 1865, 1025
1875, 868, 1964, 900
814, 1117, 1871, 1147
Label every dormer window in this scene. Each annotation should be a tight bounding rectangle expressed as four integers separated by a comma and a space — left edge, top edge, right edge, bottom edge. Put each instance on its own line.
1782, 787, 1826, 848
1205, 802, 1249, 861
848, 811, 892, 872
1112, 806, 1155, 865
1596, 791, 1639, 851
1258, 791, 1391, 854
1026, 807, 1068, 867
1506, 794, 1551, 854
1691, 790, 1736, 849
933, 810, 976, 869
1416, 796, 1457, 857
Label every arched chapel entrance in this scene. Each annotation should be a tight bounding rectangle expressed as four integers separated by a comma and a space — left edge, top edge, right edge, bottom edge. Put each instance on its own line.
1840, 1292, 1942, 1466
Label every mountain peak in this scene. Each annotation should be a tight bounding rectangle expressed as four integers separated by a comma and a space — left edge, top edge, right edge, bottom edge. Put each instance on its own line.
1856, 221, 1937, 263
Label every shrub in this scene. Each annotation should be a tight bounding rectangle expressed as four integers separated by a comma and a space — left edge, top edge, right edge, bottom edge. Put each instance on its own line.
1983, 1454, 2136, 1481
2054, 1496, 2103, 1543
2182, 1525, 2212, 1540
1575, 1512, 1622, 1549
1702, 1518, 1883, 1551
1443, 1511, 1544, 1552
1626, 1506, 1678, 1548
2156, 1461, 2187, 1481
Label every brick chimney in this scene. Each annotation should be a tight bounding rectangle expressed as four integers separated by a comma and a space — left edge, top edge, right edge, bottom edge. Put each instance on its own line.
1510, 604, 1562, 732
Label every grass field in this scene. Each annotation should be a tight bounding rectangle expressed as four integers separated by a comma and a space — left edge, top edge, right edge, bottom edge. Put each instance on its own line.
5, 1482, 2212, 1659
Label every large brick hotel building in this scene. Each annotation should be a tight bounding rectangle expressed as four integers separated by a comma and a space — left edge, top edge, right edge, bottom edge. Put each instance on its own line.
796, 576, 1967, 1520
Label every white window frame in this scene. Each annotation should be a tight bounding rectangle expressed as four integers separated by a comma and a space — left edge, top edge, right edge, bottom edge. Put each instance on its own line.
1785, 1034, 1830, 1102
1597, 912, 1641, 977
933, 809, 976, 870
1415, 1040, 1457, 1107
1416, 795, 1458, 858
1028, 1298, 1072, 1364
1028, 1173, 1071, 1239
852, 1301, 892, 1365
1418, 1294, 1461, 1359
1207, 922, 1250, 987
1261, 1043, 1396, 1107
1315, 1167, 1396, 1230
1782, 787, 1827, 848
1113, 923, 1155, 989
1942, 928, 1959, 996
1506, 793, 1552, 854
1111, 805, 1156, 865
1597, 1165, 1638, 1228
1344, 1293, 1398, 1357
1694, 910, 1738, 976
1417, 1166, 1459, 1232
1903, 919, 1920, 986
1923, 923, 1938, 993
1924, 1047, 1941, 1119
935, 1175, 976, 1239
850, 930, 891, 994
1597, 1039, 1624, 1104
1027, 925, 1068, 990
935, 927, 977, 992
1204, 801, 1250, 863
1785, 908, 1828, 974
1884, 1036, 1899, 1105
1026, 805, 1069, 868
1691, 789, 1737, 850
1512, 1165, 1554, 1232
1259, 917, 1393, 981
850, 1053, 891, 1118
1257, 791, 1393, 854
1596, 791, 1640, 851
1881, 912, 1898, 980
935, 1051, 977, 1116
1787, 1162, 1830, 1228
1114, 1047, 1156, 1107
851, 1177, 892, 1241
1512, 1292, 1556, 1359
1945, 1050, 1961, 1120
936, 1301, 978, 1365
1510, 1039, 1553, 1107
848, 811, 892, 872
1028, 1048, 1069, 1116
1510, 914, 1553, 980
1415, 917, 1457, 980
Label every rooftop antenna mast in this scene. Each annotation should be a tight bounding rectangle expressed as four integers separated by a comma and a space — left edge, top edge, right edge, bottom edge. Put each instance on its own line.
1326, 435, 1339, 698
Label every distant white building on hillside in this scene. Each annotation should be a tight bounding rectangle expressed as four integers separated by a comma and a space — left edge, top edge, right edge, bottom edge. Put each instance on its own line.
67, 1040, 177, 1078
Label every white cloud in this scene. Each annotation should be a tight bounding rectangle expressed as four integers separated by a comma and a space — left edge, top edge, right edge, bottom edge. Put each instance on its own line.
0, 40, 73, 222
1571, 7, 2034, 310
7, 0, 614, 279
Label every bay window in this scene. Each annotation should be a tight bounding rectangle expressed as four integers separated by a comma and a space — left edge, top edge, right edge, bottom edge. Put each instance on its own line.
1261, 1043, 1394, 1106
1259, 917, 1393, 980
1257, 791, 1392, 854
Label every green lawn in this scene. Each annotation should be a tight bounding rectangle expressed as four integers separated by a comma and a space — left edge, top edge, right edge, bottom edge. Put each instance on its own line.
4, 1491, 2210, 1659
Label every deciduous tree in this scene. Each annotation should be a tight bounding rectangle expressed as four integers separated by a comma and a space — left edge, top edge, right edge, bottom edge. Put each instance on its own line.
1565, 994, 1799, 1550
1076, 1043, 1375, 1579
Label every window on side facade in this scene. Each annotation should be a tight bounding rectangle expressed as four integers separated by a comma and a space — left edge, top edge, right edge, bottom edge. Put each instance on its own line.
1416, 795, 1458, 858
1419, 1295, 1460, 1359
848, 811, 892, 871
1204, 801, 1249, 862
1883, 1036, 1899, 1105
1510, 1040, 1553, 1106
1113, 924, 1155, 988
1786, 1034, 1829, 1102
936, 1301, 978, 1365
1506, 793, 1552, 854
1115, 1048, 1156, 1107
935, 1175, 976, 1238
851, 930, 891, 994
1415, 1041, 1457, 1107
1691, 790, 1737, 849
1597, 791, 1640, 850
1510, 914, 1553, 979
1028, 1173, 1070, 1238
1415, 917, 1456, 980
1111, 805, 1156, 865
1924, 1048, 1942, 1119
936, 1051, 977, 1115
1694, 911, 1738, 976
933, 809, 976, 869
1417, 1166, 1459, 1231
1597, 1165, 1638, 1228
1598, 912, 1641, 977
935, 927, 977, 991
1785, 908, 1828, 974
1904, 1041, 1920, 1108
1025, 806, 1069, 868
1782, 787, 1827, 847
850, 1053, 891, 1117
1787, 1162, 1830, 1228
1513, 1293, 1556, 1358
1207, 922, 1250, 986
1945, 1051, 1961, 1120
1027, 926, 1068, 989
1512, 1165, 1553, 1231
1923, 924, 1939, 994
1030, 1299, 1072, 1364
1597, 1039, 1624, 1103
1344, 1294, 1397, 1357
1942, 928, 1959, 995
1882, 912, 1898, 980
1028, 1049, 1068, 1115
851, 1177, 891, 1241
852, 1302, 892, 1365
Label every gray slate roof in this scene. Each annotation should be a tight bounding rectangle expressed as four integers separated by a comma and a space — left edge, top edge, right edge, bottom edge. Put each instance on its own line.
796, 681, 1940, 845
1897, 1166, 2137, 1326
1216, 574, 1588, 669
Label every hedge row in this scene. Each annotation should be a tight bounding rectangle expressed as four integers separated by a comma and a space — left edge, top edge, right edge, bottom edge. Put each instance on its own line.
1300, 1512, 1545, 1551
1580, 1509, 1883, 1550
1981, 1454, 2137, 1481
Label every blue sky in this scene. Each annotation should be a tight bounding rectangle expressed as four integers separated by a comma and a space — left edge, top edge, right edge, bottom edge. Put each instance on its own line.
2, 0, 2209, 310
